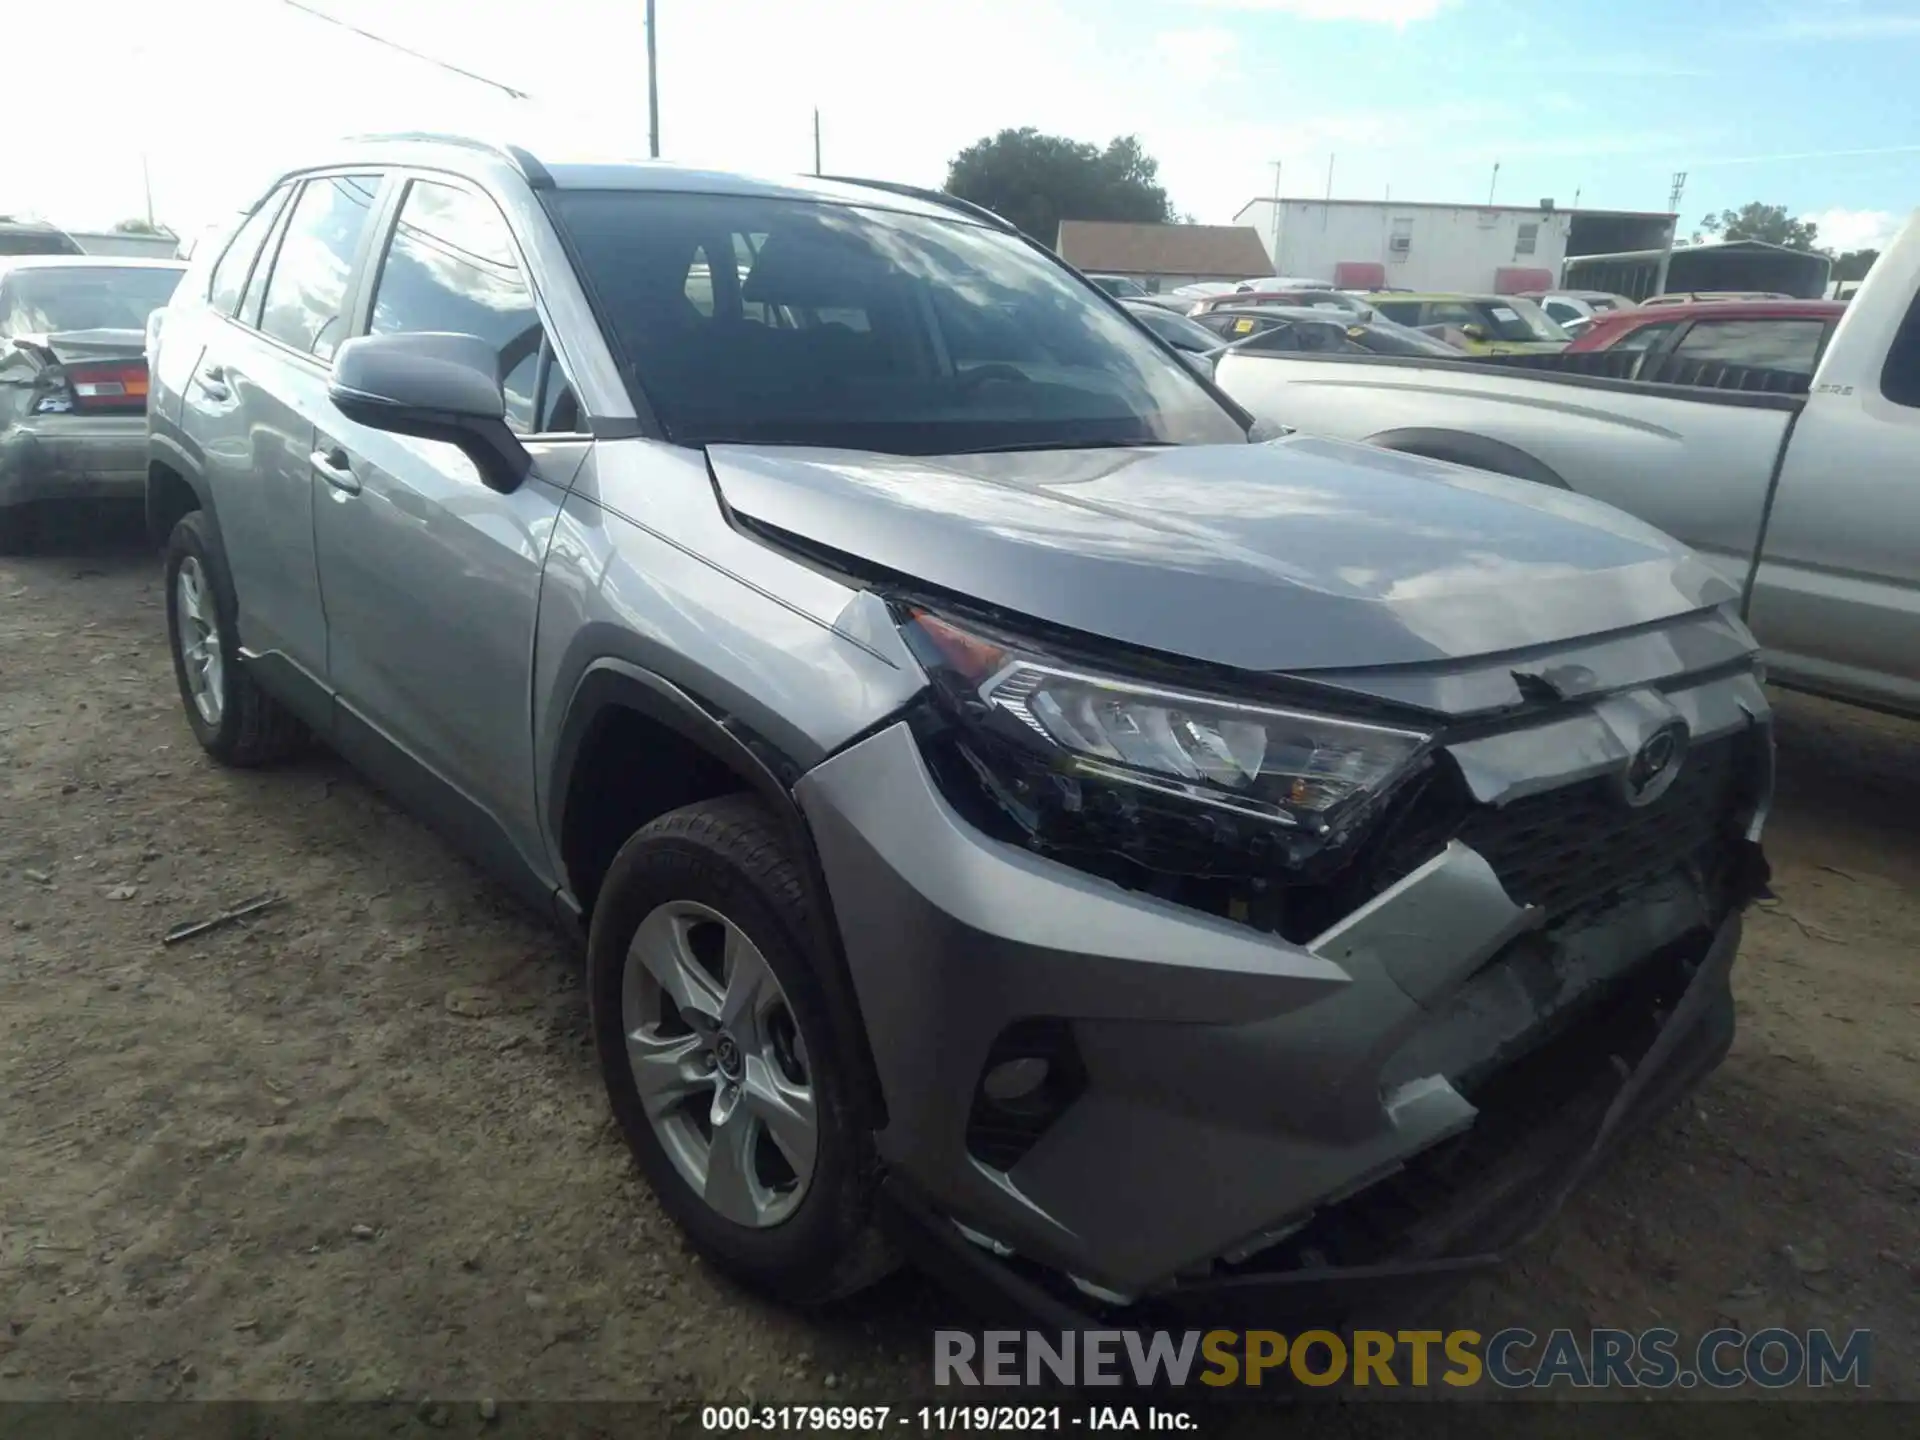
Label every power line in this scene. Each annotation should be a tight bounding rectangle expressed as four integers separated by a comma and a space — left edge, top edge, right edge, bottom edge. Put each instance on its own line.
277, 1, 533, 100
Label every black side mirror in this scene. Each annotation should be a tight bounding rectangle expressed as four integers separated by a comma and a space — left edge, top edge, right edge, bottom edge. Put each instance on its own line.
328, 331, 530, 494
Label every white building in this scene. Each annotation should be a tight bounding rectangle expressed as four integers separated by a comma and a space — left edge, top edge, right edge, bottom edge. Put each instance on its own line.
1232, 197, 1677, 295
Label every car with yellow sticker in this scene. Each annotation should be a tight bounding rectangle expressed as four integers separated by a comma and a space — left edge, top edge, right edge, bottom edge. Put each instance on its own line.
1351, 292, 1572, 353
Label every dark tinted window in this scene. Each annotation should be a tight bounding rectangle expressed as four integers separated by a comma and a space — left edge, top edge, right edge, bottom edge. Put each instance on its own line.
370, 179, 556, 433
1883, 294, 1920, 406
1123, 303, 1221, 353
1672, 318, 1826, 374
553, 190, 1242, 453
1605, 320, 1678, 353
1237, 324, 1303, 354
258, 174, 381, 360
1, 266, 184, 335
1374, 300, 1421, 325
208, 190, 288, 315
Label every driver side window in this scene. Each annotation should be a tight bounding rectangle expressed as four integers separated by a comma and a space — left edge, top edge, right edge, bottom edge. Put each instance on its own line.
369, 179, 581, 434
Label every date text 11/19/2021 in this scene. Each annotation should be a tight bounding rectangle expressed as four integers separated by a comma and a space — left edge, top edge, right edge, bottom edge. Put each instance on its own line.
702, 1406, 1195, 1432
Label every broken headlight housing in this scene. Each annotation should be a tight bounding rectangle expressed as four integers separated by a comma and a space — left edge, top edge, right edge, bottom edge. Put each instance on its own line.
900, 609, 1435, 879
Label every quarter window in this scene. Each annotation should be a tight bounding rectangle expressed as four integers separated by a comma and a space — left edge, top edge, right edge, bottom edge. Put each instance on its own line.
208, 187, 290, 316
258, 174, 382, 360
369, 179, 565, 434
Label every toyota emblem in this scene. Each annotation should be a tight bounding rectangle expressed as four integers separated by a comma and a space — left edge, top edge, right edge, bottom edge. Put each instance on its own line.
1621, 720, 1689, 807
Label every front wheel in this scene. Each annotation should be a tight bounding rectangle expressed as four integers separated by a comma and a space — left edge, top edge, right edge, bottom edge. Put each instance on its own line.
588, 795, 895, 1304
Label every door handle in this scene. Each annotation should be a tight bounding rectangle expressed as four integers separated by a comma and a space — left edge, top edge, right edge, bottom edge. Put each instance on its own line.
311, 447, 361, 495
193, 364, 230, 401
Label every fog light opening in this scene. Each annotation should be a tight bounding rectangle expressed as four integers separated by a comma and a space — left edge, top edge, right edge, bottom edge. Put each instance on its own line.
982, 1056, 1051, 1104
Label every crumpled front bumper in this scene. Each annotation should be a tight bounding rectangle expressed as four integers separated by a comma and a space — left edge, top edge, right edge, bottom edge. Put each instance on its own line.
0, 416, 147, 509
794, 664, 1771, 1303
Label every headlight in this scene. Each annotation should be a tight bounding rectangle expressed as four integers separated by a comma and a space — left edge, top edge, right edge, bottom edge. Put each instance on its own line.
900, 609, 1434, 876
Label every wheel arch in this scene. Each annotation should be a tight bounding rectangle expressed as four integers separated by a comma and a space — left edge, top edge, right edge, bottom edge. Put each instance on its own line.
549, 659, 889, 1127
146, 438, 218, 548
1365, 427, 1572, 489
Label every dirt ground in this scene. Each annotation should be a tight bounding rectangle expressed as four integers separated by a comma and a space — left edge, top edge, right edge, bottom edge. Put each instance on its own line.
3, 518, 1917, 1417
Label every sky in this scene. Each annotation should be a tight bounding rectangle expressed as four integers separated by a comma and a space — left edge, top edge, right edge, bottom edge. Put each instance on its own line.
9, 0, 1918, 254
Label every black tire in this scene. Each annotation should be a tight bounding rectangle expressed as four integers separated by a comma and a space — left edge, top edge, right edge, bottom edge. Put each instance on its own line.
588, 794, 895, 1304
163, 511, 305, 767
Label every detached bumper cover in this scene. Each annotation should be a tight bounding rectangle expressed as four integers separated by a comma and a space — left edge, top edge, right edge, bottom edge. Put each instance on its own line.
0, 417, 146, 507
796, 670, 1770, 1299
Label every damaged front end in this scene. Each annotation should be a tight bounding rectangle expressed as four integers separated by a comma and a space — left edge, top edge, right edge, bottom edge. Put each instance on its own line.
800, 598, 1772, 1317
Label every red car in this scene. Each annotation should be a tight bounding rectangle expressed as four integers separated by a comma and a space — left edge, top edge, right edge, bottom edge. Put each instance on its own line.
1566, 298, 1847, 375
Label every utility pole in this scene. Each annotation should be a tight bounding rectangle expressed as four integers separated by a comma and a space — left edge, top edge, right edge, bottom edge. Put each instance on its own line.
814, 109, 822, 176
141, 153, 156, 229
1654, 170, 1687, 297
646, 0, 660, 158
1488, 160, 1500, 206
1324, 153, 1335, 201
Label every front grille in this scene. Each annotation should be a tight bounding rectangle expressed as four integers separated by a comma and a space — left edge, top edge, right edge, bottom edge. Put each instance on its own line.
1458, 734, 1741, 920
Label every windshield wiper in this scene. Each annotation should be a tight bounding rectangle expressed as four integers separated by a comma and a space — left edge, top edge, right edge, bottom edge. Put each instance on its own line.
949, 439, 1175, 456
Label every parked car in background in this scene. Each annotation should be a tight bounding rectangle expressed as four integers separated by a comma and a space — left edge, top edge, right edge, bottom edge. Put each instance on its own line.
1086, 273, 1149, 299
1640, 291, 1792, 307
1235, 275, 1334, 291
1187, 288, 1376, 320
1566, 299, 1847, 376
146, 134, 1773, 1322
1356, 293, 1572, 353
1, 219, 84, 258
1214, 207, 1920, 717
1519, 289, 1636, 334
0, 256, 186, 548
1119, 296, 1229, 372
1198, 307, 1466, 359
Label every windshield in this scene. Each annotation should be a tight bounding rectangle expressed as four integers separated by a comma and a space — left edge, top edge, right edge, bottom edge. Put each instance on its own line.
1093, 275, 1147, 298
1, 266, 183, 334
554, 191, 1244, 453
1478, 297, 1569, 343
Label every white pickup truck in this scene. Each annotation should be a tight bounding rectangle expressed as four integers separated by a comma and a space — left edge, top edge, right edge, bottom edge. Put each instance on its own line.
1215, 211, 1920, 719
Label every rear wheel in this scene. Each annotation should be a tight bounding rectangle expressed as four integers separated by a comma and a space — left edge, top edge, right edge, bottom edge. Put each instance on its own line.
164, 512, 304, 766
589, 795, 894, 1303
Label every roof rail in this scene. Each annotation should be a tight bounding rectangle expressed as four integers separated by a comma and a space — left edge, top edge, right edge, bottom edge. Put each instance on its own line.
817, 175, 1015, 233
343, 132, 553, 189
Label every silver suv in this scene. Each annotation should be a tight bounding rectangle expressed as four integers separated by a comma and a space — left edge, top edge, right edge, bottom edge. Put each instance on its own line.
146, 134, 1773, 1319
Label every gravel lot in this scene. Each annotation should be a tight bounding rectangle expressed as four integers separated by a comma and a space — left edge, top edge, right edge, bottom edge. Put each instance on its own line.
3, 522, 1916, 1413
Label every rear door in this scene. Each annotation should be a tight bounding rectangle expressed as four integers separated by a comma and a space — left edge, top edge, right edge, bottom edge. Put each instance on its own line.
311, 174, 588, 882
181, 171, 385, 685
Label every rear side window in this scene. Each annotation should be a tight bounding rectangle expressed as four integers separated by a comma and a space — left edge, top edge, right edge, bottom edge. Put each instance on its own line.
368, 179, 553, 434
208, 189, 289, 316
1606, 320, 1678, 354
259, 174, 381, 361
1672, 318, 1826, 375
1374, 300, 1421, 325
1884, 290, 1920, 405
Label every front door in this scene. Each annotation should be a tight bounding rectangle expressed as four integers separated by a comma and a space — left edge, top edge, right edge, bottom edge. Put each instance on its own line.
311, 176, 590, 885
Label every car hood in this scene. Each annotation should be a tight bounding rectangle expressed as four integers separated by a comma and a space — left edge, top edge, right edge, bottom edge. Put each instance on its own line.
707, 437, 1739, 673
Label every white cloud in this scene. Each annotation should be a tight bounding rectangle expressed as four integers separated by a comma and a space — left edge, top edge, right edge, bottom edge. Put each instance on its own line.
1190, 0, 1450, 22
1764, 9, 1920, 39
1804, 208, 1904, 252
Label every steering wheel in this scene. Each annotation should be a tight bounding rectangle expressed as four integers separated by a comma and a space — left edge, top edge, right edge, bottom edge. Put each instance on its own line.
956, 362, 1033, 388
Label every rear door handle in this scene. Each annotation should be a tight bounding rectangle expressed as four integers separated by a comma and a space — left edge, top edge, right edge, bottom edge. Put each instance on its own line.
311, 447, 361, 495
193, 364, 230, 401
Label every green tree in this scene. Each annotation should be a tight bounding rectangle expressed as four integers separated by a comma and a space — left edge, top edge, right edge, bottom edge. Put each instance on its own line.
1696, 203, 1820, 250
112, 217, 174, 237
1831, 248, 1880, 282
945, 128, 1175, 246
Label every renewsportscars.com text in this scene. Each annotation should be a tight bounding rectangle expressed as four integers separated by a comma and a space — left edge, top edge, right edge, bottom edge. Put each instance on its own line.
934, 1327, 1872, 1390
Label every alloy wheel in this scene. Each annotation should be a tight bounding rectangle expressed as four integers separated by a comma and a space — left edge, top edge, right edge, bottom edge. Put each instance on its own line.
174, 556, 224, 727
622, 899, 818, 1228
